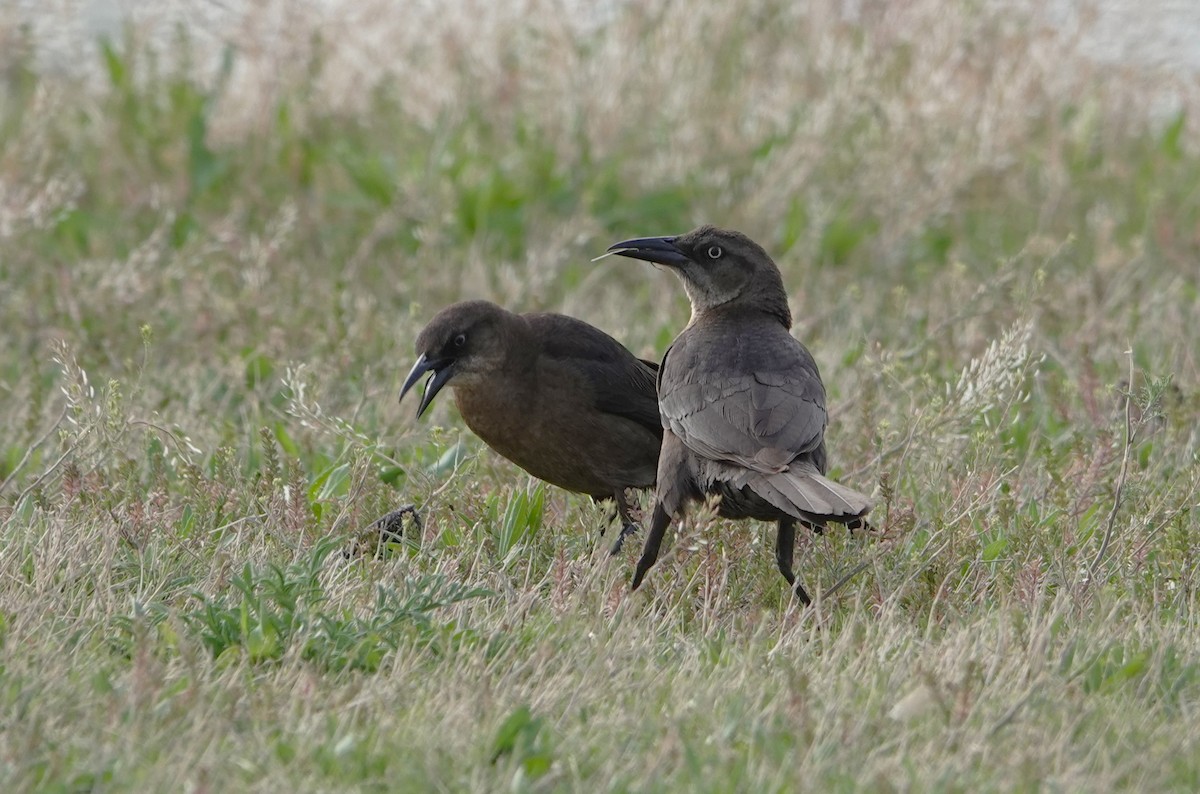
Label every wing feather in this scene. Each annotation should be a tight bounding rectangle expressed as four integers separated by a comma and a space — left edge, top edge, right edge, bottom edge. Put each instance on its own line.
659, 318, 827, 471
528, 314, 662, 437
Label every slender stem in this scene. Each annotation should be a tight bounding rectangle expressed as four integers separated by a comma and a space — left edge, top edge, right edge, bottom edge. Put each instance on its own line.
1090, 349, 1135, 581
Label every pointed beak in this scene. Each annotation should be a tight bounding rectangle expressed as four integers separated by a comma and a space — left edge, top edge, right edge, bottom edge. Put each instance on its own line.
605, 235, 690, 267
399, 353, 455, 418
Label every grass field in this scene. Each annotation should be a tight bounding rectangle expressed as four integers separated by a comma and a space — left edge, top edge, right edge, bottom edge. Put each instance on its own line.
2, 1, 1199, 790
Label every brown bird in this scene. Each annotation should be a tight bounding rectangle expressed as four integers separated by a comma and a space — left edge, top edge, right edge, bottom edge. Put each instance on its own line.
606, 226, 871, 603
400, 300, 661, 550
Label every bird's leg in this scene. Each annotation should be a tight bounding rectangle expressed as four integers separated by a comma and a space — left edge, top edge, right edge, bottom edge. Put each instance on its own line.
631, 503, 672, 590
844, 516, 875, 535
801, 518, 827, 535
775, 518, 811, 605
595, 497, 619, 538
608, 489, 640, 556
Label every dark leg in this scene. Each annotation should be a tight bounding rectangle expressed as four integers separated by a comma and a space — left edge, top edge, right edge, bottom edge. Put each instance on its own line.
608, 490, 640, 555
631, 503, 672, 590
800, 518, 827, 535
593, 496, 619, 537
775, 518, 811, 605
843, 516, 875, 534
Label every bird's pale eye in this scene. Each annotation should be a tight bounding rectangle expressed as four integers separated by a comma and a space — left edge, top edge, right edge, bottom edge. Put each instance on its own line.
707, 245, 723, 260
453, 334, 467, 348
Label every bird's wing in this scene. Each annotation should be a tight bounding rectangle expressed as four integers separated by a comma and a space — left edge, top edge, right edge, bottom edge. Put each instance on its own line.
529, 314, 663, 437
659, 326, 826, 472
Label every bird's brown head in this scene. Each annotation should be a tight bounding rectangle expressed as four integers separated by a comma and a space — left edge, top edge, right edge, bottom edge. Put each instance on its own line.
399, 300, 519, 417
606, 225, 791, 326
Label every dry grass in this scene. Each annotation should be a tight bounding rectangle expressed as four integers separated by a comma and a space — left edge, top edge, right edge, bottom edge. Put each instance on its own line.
1, 0, 1199, 790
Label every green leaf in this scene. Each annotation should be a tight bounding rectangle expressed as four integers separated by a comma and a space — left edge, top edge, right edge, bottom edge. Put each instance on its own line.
430, 443, 467, 475
491, 704, 542, 763
522, 752, 553, 778
243, 350, 276, 389
100, 39, 128, 89
337, 147, 396, 206
982, 536, 1008, 562
274, 423, 300, 457
310, 462, 351, 502
246, 621, 279, 662
1159, 112, 1186, 160
379, 465, 405, 486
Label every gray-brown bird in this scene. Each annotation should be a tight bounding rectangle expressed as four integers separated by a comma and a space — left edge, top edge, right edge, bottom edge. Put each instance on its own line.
400, 300, 661, 549
606, 226, 872, 603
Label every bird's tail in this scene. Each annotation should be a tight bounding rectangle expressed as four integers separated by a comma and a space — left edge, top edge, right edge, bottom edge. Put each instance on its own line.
729, 461, 871, 524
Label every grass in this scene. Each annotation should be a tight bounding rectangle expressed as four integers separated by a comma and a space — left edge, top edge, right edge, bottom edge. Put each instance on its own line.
1, 0, 1199, 789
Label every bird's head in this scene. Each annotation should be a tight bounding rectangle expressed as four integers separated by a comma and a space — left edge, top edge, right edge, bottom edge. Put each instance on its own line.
399, 300, 515, 417
605, 225, 791, 326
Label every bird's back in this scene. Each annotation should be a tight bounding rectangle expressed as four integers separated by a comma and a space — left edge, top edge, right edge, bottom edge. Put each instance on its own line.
525, 313, 661, 435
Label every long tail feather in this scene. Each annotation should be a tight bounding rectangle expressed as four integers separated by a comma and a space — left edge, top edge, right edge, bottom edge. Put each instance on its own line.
755, 463, 872, 523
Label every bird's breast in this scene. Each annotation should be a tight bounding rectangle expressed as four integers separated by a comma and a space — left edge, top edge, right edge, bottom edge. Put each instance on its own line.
452, 382, 531, 450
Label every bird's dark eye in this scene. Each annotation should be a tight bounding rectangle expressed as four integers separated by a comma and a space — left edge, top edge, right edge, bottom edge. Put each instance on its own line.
707, 245, 723, 260
453, 334, 467, 348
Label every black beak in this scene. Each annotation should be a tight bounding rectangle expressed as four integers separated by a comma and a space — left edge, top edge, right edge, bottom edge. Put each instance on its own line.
606, 235, 691, 267
399, 353, 454, 418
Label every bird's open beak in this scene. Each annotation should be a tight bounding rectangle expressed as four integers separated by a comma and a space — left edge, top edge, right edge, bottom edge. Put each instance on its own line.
399, 353, 455, 418
605, 235, 691, 267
